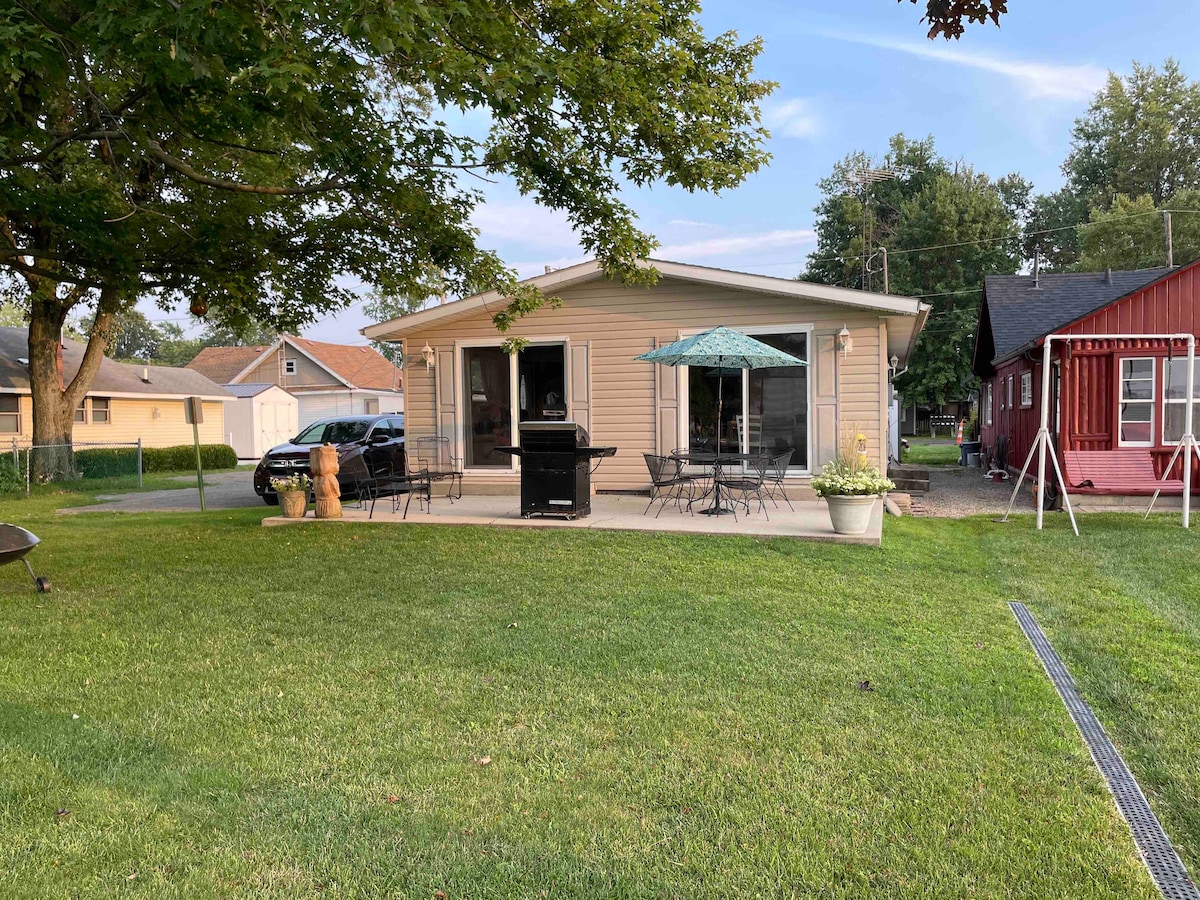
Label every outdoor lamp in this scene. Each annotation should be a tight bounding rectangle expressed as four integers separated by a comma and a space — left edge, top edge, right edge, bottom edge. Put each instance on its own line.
889, 354, 899, 373
837, 325, 852, 357
421, 342, 436, 371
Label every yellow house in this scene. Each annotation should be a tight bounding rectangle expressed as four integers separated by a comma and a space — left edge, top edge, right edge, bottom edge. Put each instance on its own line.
363, 260, 929, 496
0, 328, 231, 448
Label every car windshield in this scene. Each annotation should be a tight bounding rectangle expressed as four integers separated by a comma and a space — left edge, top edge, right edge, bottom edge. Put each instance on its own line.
293, 420, 371, 445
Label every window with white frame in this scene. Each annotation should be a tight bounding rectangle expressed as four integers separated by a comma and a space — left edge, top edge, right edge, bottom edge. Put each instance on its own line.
1118, 358, 1154, 445
1020, 371, 1032, 407
1163, 358, 1200, 443
74, 399, 86, 423
1006, 374, 1014, 410
984, 382, 993, 426
0, 395, 19, 433
91, 397, 111, 425
284, 358, 298, 376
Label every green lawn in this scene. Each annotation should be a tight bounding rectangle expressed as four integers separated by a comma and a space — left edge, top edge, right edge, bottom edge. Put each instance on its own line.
900, 438, 963, 466
1, 493, 1197, 897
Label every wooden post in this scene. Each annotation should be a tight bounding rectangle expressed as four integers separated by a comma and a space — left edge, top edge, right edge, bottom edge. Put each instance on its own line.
310, 443, 342, 519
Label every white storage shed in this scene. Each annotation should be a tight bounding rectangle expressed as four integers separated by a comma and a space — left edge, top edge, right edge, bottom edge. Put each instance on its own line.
224, 383, 299, 460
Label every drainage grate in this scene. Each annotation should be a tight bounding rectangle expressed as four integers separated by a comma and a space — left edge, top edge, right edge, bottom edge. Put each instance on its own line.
1010, 602, 1199, 900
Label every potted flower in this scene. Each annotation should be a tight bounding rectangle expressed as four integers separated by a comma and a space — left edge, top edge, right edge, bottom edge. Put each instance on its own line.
270, 473, 312, 519
811, 428, 895, 535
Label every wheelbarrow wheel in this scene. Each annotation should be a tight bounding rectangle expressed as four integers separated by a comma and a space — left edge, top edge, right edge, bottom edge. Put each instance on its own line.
35, 577, 50, 593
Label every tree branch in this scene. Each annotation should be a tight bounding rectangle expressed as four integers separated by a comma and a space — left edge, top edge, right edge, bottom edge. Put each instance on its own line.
144, 142, 348, 195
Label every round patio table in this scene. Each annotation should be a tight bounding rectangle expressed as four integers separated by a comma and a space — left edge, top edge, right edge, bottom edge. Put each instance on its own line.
670, 450, 764, 516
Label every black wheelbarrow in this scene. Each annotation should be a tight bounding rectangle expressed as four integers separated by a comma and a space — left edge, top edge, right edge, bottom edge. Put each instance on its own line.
0, 524, 50, 593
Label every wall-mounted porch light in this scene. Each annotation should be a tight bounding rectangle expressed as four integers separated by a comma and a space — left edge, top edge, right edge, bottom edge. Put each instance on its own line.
421, 342, 436, 371
837, 325, 852, 358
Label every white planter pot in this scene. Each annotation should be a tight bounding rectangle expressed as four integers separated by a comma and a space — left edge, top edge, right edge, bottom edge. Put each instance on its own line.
825, 494, 878, 535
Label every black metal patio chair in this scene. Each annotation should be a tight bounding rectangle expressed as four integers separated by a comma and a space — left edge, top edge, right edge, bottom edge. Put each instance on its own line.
762, 449, 795, 511
368, 456, 433, 520
411, 435, 463, 501
643, 453, 699, 517
715, 454, 770, 522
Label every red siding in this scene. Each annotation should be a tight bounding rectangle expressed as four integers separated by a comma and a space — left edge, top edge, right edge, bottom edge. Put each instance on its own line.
980, 262, 1200, 486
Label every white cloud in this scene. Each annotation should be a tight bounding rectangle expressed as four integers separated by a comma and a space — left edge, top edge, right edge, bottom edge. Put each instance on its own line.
470, 200, 582, 252
763, 98, 822, 139
659, 229, 816, 259
822, 31, 1107, 101
666, 218, 721, 229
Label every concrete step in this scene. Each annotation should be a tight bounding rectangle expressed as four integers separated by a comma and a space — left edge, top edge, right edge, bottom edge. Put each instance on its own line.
889, 464, 930, 494
891, 477, 930, 493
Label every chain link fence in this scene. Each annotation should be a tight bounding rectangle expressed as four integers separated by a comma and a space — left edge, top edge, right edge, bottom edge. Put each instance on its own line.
6, 439, 143, 496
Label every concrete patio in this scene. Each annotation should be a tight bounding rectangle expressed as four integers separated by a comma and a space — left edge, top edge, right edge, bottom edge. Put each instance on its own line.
262, 492, 883, 545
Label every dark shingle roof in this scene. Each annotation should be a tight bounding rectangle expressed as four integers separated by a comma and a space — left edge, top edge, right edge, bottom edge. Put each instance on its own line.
976, 268, 1171, 369
0, 327, 231, 397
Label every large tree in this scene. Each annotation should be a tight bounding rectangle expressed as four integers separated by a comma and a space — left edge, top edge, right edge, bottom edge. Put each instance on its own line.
1065, 60, 1200, 208
1031, 60, 1200, 271
801, 134, 1027, 407
1, 1, 772, 469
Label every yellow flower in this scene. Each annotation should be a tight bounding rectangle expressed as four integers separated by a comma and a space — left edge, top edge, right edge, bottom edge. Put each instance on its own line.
855, 433, 866, 442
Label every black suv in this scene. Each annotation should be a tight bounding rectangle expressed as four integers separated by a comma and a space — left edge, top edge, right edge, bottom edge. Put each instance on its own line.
254, 414, 405, 504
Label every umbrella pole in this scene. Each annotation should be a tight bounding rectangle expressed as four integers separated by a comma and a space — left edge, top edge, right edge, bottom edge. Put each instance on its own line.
715, 357, 724, 512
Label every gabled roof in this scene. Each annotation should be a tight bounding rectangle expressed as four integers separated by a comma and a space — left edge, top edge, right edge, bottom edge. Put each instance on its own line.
284, 336, 402, 392
0, 327, 231, 400
972, 267, 1172, 374
186, 346, 268, 383
361, 258, 929, 341
189, 336, 402, 392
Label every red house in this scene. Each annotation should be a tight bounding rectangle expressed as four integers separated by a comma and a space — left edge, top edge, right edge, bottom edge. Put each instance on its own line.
972, 261, 1200, 497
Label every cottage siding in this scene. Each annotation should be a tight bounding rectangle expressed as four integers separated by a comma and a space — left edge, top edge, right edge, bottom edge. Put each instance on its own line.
5, 395, 225, 447
397, 276, 889, 492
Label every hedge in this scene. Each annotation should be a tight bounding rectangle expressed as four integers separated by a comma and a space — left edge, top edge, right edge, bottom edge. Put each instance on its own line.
74, 444, 238, 479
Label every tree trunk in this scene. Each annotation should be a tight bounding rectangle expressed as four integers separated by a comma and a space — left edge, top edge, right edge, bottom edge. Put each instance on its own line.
28, 283, 118, 481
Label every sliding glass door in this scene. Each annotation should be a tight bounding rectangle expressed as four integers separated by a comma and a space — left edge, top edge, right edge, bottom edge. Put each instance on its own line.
464, 347, 512, 468
462, 343, 568, 468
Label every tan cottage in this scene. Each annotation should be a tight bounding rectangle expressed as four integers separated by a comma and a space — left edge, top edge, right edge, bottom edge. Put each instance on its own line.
363, 260, 928, 496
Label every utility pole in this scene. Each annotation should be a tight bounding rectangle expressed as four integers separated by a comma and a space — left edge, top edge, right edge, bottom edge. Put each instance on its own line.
879, 246, 889, 294
1164, 211, 1174, 268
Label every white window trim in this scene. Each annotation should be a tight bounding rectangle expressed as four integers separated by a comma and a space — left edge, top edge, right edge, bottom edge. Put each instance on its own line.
453, 337, 570, 474
984, 382, 993, 426
90, 397, 112, 426
283, 358, 299, 376
1162, 357, 1199, 444
1020, 371, 1033, 408
675, 323, 814, 476
1117, 357, 1155, 448
0, 395, 21, 434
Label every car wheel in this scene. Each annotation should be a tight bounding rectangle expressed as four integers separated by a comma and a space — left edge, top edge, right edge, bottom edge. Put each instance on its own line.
263, 494, 279, 506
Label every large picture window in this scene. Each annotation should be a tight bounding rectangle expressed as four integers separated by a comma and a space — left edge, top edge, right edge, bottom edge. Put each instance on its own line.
1163, 358, 1200, 444
1118, 357, 1154, 446
684, 328, 809, 471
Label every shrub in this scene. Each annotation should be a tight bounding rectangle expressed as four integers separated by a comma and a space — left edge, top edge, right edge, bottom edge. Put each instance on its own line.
74, 444, 238, 478
0, 456, 23, 493
74, 448, 137, 479
142, 443, 238, 473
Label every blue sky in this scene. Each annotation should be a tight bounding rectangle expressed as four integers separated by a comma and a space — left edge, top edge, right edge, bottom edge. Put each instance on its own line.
144, 0, 1200, 345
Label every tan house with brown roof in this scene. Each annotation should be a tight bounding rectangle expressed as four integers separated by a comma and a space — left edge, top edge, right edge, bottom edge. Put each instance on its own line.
363, 259, 927, 496
187, 335, 403, 429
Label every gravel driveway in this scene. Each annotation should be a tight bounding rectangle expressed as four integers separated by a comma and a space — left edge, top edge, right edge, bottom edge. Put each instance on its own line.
59, 469, 265, 514
918, 467, 1036, 518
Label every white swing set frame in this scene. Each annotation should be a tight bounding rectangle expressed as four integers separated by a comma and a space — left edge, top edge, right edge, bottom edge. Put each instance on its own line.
1000, 332, 1199, 534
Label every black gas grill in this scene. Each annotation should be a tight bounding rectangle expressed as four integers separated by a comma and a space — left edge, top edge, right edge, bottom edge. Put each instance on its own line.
496, 422, 616, 518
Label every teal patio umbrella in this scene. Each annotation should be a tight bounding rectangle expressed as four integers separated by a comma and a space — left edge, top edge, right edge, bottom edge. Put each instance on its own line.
636, 326, 806, 454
